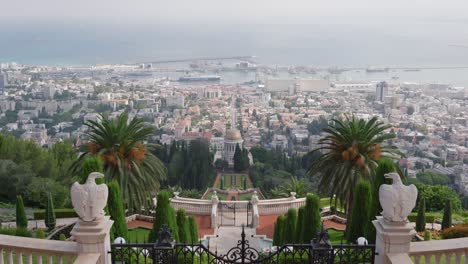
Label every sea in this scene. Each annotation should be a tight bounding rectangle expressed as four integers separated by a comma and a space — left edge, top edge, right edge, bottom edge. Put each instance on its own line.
1, 21, 468, 86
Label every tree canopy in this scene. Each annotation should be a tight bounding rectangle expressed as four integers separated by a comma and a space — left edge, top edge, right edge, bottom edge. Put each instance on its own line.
308, 115, 400, 222
70, 113, 166, 212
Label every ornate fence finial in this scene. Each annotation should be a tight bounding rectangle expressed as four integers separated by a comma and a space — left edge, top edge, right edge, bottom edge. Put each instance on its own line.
313, 224, 332, 249
156, 224, 175, 248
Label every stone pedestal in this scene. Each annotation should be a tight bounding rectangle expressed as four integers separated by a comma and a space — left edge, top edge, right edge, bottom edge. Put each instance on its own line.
71, 216, 114, 264
373, 216, 416, 264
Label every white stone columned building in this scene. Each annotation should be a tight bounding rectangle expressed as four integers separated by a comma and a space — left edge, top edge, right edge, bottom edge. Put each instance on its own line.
223, 129, 243, 166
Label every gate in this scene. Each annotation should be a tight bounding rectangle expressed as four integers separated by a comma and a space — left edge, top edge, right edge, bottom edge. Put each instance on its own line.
218, 201, 253, 227
110, 225, 377, 264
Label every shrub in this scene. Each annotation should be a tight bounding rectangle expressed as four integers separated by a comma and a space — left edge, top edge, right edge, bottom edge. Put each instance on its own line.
15, 195, 28, 229
59, 234, 66, 241
347, 180, 372, 243
415, 198, 426, 232
34, 209, 77, 220
284, 208, 297, 243
188, 216, 199, 243
176, 209, 190, 243
148, 191, 179, 242
295, 206, 305, 242
442, 200, 452, 230
303, 194, 321, 243
0, 227, 16, 236
423, 230, 431, 241
45, 192, 56, 231
15, 227, 32, 237
441, 224, 468, 239
36, 229, 46, 239
108, 181, 128, 240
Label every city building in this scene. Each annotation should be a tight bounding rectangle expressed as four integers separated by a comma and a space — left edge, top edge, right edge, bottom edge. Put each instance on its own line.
375, 81, 388, 102
0, 73, 7, 92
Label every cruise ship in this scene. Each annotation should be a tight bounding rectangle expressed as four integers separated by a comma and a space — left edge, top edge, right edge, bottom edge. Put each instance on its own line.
178, 75, 221, 82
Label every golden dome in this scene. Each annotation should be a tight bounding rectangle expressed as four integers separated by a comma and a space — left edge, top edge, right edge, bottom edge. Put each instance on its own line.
225, 129, 242, 141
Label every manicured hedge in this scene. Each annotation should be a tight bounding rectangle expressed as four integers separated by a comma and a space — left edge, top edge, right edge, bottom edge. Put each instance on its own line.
0, 227, 32, 237
408, 214, 435, 223
441, 224, 468, 239
34, 209, 77, 220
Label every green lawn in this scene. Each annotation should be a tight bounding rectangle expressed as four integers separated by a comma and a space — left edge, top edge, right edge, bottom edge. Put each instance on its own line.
127, 228, 151, 243
328, 229, 346, 244
319, 197, 344, 211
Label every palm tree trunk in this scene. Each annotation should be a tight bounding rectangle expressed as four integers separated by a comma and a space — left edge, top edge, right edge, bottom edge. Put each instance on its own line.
345, 191, 354, 237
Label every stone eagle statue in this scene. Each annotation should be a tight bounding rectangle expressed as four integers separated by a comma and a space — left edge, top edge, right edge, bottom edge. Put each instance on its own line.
71, 172, 108, 222
379, 172, 418, 223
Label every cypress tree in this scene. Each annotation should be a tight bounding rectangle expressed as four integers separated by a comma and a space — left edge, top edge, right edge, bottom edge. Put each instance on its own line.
272, 216, 280, 246
176, 209, 190, 243
273, 215, 286, 246
188, 216, 199, 243
303, 194, 321, 243
347, 180, 372, 243
284, 208, 297, 243
45, 192, 56, 231
15, 195, 27, 229
233, 144, 243, 172
295, 206, 305, 243
148, 191, 179, 242
415, 198, 426, 232
368, 159, 396, 242
108, 181, 128, 240
441, 200, 452, 230
81, 156, 104, 184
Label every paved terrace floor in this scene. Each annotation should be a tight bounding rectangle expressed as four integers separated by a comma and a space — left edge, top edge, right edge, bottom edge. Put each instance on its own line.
208, 226, 261, 255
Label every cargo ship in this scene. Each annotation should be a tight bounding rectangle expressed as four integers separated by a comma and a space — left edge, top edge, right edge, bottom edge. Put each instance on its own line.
178, 75, 221, 82
366, 67, 389, 73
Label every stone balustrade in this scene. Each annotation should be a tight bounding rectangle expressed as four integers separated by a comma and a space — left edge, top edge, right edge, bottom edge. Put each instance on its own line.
0, 234, 86, 264
408, 237, 468, 264
257, 197, 306, 215
170, 198, 212, 215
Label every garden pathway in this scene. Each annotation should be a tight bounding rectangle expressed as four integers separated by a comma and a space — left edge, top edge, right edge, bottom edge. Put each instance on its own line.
227, 190, 239, 201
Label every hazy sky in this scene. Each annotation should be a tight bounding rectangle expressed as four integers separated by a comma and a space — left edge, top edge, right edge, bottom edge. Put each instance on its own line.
3, 0, 468, 24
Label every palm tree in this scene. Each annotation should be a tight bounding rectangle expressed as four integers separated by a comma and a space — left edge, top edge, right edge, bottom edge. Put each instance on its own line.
71, 113, 166, 212
271, 176, 311, 198
307, 115, 400, 223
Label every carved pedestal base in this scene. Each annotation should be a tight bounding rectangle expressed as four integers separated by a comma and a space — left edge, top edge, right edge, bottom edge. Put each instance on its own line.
71, 216, 114, 264
372, 216, 416, 264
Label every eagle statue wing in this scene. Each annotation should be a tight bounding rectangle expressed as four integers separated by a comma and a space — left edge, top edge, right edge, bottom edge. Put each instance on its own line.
400, 184, 418, 219
379, 184, 394, 220
71, 182, 87, 220
95, 183, 109, 218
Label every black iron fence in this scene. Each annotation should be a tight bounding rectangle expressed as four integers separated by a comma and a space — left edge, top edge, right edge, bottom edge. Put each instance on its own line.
110, 225, 376, 264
